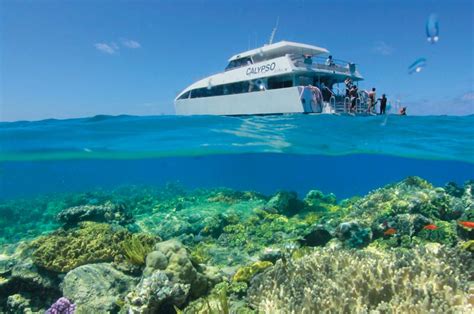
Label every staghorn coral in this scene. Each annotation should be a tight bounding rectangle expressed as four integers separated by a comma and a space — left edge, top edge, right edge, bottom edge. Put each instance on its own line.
248, 244, 473, 313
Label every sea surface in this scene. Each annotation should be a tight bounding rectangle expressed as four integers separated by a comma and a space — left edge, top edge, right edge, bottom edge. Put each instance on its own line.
1, 114, 473, 199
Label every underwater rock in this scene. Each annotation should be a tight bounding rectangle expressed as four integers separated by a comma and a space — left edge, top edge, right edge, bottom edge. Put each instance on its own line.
300, 225, 332, 247
56, 201, 133, 227
62, 263, 137, 313
145, 250, 168, 271
9, 257, 59, 294
264, 191, 304, 215
248, 245, 473, 313
335, 221, 372, 248
124, 239, 212, 312
6, 293, 32, 313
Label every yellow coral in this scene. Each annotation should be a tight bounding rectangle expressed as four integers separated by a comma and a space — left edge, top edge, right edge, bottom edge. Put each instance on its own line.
460, 240, 474, 252
121, 234, 154, 266
31, 222, 156, 272
233, 261, 273, 283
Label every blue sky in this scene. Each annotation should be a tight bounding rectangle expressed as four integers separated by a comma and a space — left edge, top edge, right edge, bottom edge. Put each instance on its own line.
1, 0, 473, 121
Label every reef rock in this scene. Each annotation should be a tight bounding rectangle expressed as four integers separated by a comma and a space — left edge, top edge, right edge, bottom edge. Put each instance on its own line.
57, 201, 133, 227
124, 239, 212, 313
304, 190, 337, 210
62, 263, 137, 313
264, 191, 304, 215
6, 294, 32, 313
335, 221, 372, 248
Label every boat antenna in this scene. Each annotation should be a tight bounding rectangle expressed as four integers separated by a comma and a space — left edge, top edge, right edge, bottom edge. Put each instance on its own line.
268, 16, 279, 45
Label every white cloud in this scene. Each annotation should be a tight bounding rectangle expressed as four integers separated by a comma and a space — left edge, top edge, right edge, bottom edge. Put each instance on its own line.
121, 39, 141, 49
94, 42, 119, 54
372, 41, 394, 56
461, 92, 474, 102
409, 91, 474, 116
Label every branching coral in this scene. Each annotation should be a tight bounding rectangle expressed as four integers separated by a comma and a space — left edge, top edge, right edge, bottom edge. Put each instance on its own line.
121, 233, 155, 266
31, 222, 157, 272
248, 245, 473, 313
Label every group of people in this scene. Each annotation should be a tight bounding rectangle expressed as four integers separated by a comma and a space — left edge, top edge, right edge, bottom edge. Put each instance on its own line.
345, 78, 392, 115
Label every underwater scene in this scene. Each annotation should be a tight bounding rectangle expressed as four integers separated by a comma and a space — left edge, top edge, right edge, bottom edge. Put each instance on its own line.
0, 114, 473, 313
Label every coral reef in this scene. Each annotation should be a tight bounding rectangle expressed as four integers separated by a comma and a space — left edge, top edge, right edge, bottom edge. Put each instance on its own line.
0, 178, 473, 313
248, 245, 473, 313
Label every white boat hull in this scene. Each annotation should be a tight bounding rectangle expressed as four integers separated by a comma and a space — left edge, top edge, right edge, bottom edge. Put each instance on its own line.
175, 86, 328, 115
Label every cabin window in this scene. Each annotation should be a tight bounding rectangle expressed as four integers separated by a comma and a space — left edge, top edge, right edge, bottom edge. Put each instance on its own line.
225, 57, 253, 71
178, 91, 191, 100
267, 76, 293, 90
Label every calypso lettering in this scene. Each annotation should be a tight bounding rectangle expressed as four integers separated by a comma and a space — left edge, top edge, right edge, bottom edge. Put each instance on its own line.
246, 62, 276, 76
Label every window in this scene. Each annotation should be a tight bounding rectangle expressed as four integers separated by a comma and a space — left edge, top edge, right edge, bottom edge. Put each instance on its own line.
225, 57, 253, 71
268, 76, 293, 90
177, 91, 190, 100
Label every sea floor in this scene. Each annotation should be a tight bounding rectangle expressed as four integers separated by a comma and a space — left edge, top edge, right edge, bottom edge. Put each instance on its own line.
0, 176, 472, 313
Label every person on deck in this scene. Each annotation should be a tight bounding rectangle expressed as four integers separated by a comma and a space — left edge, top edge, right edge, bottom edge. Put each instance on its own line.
378, 94, 387, 114
344, 78, 353, 98
399, 107, 407, 115
350, 85, 358, 113
325, 55, 335, 67
367, 88, 376, 114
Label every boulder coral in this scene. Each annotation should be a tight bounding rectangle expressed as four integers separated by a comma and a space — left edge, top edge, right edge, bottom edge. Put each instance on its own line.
123, 239, 214, 313
248, 245, 473, 313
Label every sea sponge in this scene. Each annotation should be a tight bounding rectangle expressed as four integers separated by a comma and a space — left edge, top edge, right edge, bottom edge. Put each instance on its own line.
248, 245, 473, 313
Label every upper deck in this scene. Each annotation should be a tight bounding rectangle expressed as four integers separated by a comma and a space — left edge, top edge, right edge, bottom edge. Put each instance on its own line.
228, 41, 329, 62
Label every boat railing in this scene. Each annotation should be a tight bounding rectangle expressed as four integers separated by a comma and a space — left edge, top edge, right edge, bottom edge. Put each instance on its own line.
290, 55, 356, 75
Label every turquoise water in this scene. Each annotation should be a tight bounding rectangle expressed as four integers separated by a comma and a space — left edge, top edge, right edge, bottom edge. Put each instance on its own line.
2, 114, 473, 162
1, 114, 473, 199
0, 114, 473, 313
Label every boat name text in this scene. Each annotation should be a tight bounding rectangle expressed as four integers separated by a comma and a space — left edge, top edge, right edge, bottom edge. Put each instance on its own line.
246, 63, 276, 76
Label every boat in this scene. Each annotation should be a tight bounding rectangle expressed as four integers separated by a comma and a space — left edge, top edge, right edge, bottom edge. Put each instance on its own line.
174, 40, 367, 115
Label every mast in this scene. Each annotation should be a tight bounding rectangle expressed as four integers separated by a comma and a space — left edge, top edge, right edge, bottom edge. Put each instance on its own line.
268, 16, 279, 45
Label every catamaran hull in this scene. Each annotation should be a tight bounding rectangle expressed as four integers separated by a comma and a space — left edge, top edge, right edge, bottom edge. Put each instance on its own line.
174, 86, 330, 115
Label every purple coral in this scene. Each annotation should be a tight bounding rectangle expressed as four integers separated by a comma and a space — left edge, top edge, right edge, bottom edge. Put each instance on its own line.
46, 297, 76, 314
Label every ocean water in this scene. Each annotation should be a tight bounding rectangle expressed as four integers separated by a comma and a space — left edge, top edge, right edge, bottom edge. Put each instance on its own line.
0, 114, 473, 313
1, 114, 473, 199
